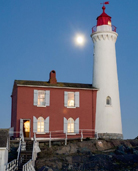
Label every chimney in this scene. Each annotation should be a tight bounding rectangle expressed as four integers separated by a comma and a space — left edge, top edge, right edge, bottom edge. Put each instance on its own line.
49, 70, 57, 84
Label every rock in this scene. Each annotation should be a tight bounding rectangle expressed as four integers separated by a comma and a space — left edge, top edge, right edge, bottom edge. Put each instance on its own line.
96, 140, 114, 151
69, 143, 78, 153
66, 156, 72, 164
129, 139, 138, 147
52, 141, 61, 146
56, 145, 70, 154
38, 166, 53, 171
72, 155, 82, 163
78, 147, 91, 153
55, 161, 62, 169
78, 141, 97, 152
68, 164, 73, 170
133, 148, 138, 155
35, 139, 138, 171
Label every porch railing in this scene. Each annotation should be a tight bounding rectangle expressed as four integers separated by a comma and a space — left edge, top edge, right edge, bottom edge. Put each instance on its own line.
22, 159, 35, 171
5, 159, 18, 171
47, 129, 97, 147
32, 133, 36, 166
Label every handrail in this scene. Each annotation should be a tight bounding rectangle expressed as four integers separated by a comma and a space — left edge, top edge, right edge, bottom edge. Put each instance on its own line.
32, 133, 36, 166
46, 129, 97, 147
17, 131, 24, 169
21, 131, 24, 142
5, 159, 18, 171
23, 159, 35, 171
47, 129, 96, 133
17, 138, 22, 161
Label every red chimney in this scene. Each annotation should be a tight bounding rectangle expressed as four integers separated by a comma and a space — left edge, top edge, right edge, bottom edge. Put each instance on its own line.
49, 70, 57, 84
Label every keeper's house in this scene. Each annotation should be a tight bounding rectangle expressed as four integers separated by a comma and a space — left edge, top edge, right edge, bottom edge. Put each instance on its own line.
11, 70, 97, 139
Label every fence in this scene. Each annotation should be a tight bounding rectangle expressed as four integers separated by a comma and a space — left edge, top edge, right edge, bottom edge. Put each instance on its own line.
23, 159, 35, 171
5, 159, 18, 171
36, 129, 97, 147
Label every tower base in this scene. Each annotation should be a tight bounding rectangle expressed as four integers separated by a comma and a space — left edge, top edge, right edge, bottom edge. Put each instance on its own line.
98, 133, 123, 139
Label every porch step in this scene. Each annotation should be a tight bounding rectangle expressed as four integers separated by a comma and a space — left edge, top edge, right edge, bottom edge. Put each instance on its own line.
18, 140, 33, 171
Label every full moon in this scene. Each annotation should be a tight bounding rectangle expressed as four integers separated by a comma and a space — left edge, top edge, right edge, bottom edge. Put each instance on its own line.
76, 36, 83, 44
74, 34, 85, 46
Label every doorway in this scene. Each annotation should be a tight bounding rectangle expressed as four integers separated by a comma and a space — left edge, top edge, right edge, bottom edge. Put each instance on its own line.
20, 119, 31, 138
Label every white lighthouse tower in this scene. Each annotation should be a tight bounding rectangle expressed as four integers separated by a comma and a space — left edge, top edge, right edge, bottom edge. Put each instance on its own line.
91, 5, 123, 139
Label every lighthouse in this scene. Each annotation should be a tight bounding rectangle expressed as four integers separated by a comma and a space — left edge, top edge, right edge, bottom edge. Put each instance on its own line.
91, 4, 123, 139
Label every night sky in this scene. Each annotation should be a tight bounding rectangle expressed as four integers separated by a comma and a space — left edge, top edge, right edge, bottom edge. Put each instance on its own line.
0, 0, 138, 139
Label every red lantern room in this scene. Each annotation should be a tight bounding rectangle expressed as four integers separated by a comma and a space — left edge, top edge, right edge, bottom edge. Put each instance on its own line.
92, 2, 117, 33
97, 6, 111, 26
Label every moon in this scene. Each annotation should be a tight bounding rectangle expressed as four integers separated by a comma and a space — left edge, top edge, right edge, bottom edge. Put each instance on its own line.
74, 34, 86, 46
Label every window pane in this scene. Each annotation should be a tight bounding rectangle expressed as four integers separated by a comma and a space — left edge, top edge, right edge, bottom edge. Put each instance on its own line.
38, 91, 46, 106
41, 128, 44, 132
67, 118, 74, 133
37, 117, 44, 133
68, 93, 74, 107
106, 96, 111, 105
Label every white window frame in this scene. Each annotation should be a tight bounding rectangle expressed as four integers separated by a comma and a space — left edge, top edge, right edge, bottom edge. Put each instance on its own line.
37, 91, 46, 107
67, 92, 75, 108
37, 117, 45, 134
34, 90, 50, 107
64, 117, 79, 134
67, 118, 75, 133
33, 116, 50, 134
64, 91, 80, 108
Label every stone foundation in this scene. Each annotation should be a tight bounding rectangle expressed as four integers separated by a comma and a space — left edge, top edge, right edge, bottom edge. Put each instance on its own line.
98, 133, 123, 139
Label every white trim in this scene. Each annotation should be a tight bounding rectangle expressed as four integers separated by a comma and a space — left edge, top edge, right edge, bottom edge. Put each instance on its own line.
0, 148, 6, 150
67, 133, 76, 135
36, 132, 45, 134
37, 105, 46, 107
16, 84, 98, 90
67, 106, 76, 108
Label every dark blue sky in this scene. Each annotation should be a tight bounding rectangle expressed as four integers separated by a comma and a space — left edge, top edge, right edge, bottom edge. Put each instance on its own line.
0, 0, 138, 139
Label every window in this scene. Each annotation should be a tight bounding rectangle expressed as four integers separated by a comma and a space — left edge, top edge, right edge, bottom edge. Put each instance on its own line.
37, 117, 44, 133
34, 90, 50, 107
64, 92, 79, 108
68, 92, 75, 107
64, 117, 79, 134
33, 116, 49, 134
106, 96, 111, 105
67, 118, 74, 133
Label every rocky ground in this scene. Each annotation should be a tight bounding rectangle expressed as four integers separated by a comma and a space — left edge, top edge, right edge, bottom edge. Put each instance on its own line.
36, 138, 138, 171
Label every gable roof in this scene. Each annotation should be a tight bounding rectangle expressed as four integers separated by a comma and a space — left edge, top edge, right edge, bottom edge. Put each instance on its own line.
14, 80, 98, 90
0, 129, 9, 148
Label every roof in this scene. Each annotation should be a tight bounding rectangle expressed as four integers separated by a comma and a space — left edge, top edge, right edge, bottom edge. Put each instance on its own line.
14, 80, 98, 90
0, 129, 9, 148
97, 6, 111, 26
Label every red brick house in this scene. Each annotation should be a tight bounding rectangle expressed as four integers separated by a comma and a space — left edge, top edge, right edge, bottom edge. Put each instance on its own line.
11, 70, 97, 140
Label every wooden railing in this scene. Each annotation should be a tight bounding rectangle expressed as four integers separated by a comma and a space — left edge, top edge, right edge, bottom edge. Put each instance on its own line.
43, 129, 97, 147
22, 133, 36, 171
22, 159, 35, 171
32, 133, 36, 166
5, 159, 18, 171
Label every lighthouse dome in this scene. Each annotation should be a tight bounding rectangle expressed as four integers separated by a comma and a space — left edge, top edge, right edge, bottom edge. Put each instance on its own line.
97, 6, 111, 26
91, 5, 117, 33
